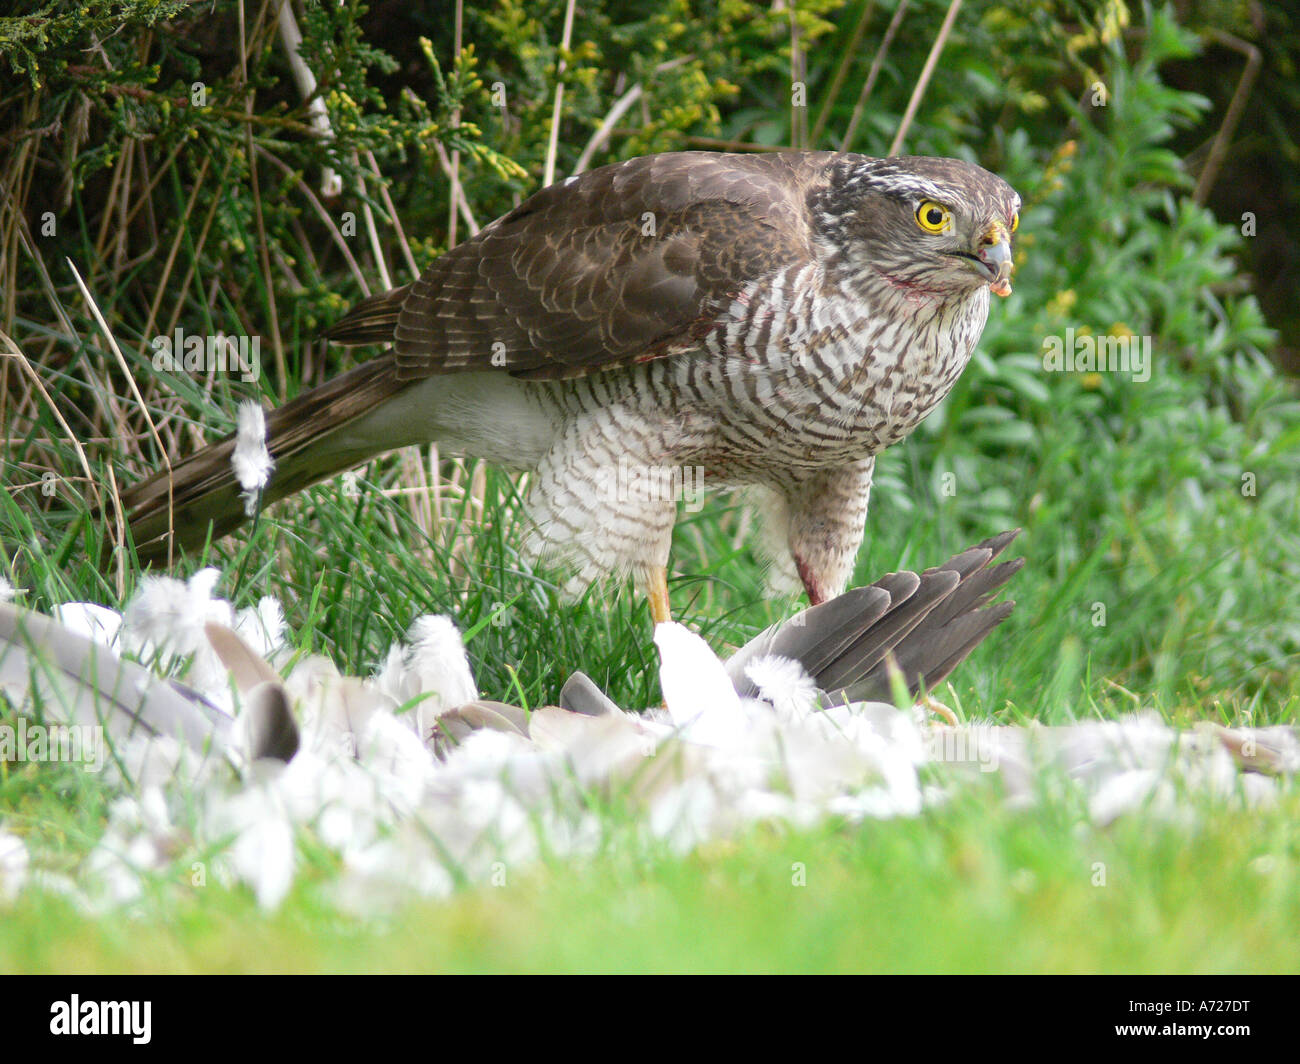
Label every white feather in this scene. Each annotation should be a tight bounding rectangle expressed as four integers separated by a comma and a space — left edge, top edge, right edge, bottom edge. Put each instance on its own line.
654, 621, 750, 746
744, 653, 819, 719
51, 602, 123, 649
0, 828, 29, 903
231, 400, 274, 514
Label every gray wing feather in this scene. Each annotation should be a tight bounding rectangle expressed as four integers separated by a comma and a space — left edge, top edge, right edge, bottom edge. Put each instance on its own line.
0, 602, 232, 753
727, 530, 1022, 705
560, 671, 621, 717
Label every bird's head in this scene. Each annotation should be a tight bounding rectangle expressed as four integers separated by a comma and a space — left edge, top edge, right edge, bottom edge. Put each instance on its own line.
814, 155, 1021, 300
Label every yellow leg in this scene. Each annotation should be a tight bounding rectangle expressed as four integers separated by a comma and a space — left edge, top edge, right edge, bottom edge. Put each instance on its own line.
645, 564, 672, 626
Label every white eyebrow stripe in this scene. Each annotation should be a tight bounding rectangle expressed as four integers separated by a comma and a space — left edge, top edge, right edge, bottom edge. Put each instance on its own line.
859, 173, 957, 204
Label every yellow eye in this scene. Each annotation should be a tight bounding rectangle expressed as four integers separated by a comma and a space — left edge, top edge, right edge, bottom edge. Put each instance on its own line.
915, 200, 952, 233
1010, 212, 1020, 233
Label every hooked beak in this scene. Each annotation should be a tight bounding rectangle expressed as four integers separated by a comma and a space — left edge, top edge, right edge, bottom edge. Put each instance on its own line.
945, 223, 1015, 297
979, 230, 1014, 298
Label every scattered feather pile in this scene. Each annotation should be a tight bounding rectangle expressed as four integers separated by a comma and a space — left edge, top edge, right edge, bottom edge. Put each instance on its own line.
0, 536, 1295, 912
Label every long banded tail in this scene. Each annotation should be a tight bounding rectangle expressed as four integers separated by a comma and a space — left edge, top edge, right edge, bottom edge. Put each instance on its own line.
119, 355, 410, 564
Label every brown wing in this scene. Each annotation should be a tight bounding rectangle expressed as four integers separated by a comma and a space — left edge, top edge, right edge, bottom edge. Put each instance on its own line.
322, 151, 835, 382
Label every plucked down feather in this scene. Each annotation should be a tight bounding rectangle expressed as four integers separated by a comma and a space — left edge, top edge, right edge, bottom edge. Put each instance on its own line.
2, 533, 1022, 759
9, 536, 1300, 918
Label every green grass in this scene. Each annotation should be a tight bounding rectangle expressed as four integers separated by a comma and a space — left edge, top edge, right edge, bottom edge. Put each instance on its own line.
2, 2, 1299, 972
5, 782, 1298, 973
2, 445, 1298, 973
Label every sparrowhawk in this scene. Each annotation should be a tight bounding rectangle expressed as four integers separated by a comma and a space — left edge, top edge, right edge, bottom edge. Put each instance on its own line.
121, 150, 1021, 622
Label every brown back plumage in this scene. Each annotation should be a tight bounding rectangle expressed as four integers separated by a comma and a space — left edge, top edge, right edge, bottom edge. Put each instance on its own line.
124, 151, 846, 562
323, 151, 836, 381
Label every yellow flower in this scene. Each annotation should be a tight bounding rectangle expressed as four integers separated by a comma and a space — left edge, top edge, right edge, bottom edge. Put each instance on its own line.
1047, 289, 1077, 317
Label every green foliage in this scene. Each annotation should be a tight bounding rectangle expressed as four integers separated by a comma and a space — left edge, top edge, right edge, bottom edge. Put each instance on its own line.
876, 7, 1296, 715
0, 0, 195, 85
0, 0, 1297, 965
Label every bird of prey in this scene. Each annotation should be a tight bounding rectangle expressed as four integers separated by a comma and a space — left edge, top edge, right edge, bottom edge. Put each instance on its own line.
120, 150, 1020, 622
